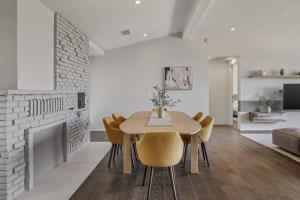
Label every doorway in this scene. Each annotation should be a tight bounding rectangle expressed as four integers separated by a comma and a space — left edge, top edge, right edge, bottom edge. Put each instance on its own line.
208, 57, 239, 125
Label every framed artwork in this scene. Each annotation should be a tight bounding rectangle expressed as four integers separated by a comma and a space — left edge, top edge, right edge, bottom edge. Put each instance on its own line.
164, 67, 193, 90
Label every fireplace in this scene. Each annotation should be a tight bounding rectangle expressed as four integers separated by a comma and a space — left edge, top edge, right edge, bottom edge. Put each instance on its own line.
24, 120, 68, 190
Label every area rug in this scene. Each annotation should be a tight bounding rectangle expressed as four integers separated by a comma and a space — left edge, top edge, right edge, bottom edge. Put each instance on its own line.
241, 133, 300, 163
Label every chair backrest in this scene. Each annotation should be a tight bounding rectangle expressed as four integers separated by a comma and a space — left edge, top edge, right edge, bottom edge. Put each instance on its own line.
137, 132, 183, 167
198, 116, 214, 143
112, 113, 126, 125
193, 112, 205, 123
152, 108, 168, 112
103, 117, 123, 144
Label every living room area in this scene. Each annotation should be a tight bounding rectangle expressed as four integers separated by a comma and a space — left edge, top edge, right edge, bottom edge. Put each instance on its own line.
0, 0, 300, 200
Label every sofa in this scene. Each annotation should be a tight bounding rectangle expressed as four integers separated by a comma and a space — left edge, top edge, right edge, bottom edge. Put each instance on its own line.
272, 128, 300, 156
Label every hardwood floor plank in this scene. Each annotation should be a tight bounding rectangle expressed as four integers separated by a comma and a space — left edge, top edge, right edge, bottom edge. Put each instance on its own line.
71, 127, 300, 200
176, 172, 198, 200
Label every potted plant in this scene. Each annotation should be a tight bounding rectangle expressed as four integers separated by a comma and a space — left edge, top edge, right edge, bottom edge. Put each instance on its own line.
256, 92, 280, 113
150, 85, 181, 118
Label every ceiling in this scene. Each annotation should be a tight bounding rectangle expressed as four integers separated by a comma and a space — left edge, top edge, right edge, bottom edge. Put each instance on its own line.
39, 0, 300, 52
196, 0, 300, 45
40, 0, 195, 51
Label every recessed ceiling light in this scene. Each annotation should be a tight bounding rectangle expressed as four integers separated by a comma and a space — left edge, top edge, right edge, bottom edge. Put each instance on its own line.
230, 27, 236, 32
143, 33, 148, 37
134, 0, 141, 5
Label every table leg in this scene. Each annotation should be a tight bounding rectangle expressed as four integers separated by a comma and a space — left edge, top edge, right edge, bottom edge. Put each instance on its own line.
123, 134, 131, 174
191, 134, 198, 173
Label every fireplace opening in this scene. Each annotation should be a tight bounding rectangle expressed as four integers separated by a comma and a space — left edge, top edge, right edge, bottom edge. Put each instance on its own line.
33, 123, 64, 184
25, 121, 67, 190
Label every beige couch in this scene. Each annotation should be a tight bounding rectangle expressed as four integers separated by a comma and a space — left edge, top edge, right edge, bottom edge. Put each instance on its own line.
272, 128, 300, 156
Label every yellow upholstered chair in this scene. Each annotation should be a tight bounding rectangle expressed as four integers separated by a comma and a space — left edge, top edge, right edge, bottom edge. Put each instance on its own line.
193, 112, 205, 123
112, 112, 127, 126
181, 112, 205, 147
137, 132, 183, 200
182, 116, 214, 168
152, 108, 158, 112
113, 112, 141, 142
151, 108, 168, 112
103, 117, 137, 167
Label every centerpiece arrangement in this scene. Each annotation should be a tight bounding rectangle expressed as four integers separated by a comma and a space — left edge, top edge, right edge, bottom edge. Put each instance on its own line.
150, 85, 181, 118
256, 92, 280, 113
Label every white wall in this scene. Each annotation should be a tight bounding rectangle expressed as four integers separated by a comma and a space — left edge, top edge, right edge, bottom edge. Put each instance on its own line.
17, 0, 54, 90
0, 0, 18, 89
208, 59, 231, 125
90, 28, 300, 131
90, 35, 209, 130
237, 40, 300, 130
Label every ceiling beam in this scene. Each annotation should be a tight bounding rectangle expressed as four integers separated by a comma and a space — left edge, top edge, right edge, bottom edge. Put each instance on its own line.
182, 0, 212, 39
89, 40, 105, 56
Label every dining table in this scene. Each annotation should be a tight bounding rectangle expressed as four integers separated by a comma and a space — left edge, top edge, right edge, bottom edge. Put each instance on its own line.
120, 111, 202, 174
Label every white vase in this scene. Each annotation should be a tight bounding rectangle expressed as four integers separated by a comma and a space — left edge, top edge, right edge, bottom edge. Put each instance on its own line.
158, 107, 166, 118
259, 70, 267, 76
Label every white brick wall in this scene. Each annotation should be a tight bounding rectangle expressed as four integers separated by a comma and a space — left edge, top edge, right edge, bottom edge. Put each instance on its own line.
54, 13, 89, 93
54, 13, 90, 153
0, 13, 91, 200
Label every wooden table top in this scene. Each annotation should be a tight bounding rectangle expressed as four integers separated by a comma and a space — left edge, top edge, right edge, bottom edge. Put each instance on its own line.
120, 111, 201, 135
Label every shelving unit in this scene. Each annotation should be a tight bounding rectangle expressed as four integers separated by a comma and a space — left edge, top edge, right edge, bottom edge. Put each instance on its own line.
248, 75, 300, 79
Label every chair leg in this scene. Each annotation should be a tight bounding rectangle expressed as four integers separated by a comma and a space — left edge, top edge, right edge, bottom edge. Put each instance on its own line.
201, 143, 206, 161
203, 143, 210, 167
182, 143, 185, 162
112, 144, 117, 163
130, 146, 135, 169
132, 144, 138, 160
171, 166, 176, 184
108, 144, 115, 167
168, 166, 177, 200
116, 144, 119, 155
142, 165, 148, 186
182, 143, 188, 168
147, 167, 154, 200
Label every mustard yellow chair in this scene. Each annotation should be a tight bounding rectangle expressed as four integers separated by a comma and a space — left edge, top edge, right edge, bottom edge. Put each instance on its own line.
193, 112, 205, 123
112, 112, 127, 126
181, 112, 205, 148
112, 112, 141, 149
137, 132, 183, 200
103, 117, 137, 167
182, 116, 214, 168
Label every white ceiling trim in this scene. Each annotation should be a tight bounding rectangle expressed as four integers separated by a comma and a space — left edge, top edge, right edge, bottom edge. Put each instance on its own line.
182, 0, 212, 39
89, 40, 105, 57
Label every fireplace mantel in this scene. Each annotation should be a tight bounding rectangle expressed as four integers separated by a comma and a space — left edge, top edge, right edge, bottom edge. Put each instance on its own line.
0, 90, 77, 95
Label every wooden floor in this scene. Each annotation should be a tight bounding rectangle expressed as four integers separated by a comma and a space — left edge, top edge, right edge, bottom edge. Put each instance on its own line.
71, 126, 300, 200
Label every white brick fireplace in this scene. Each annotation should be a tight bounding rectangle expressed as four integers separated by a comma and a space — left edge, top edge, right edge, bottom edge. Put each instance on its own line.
0, 12, 91, 200
0, 90, 90, 199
